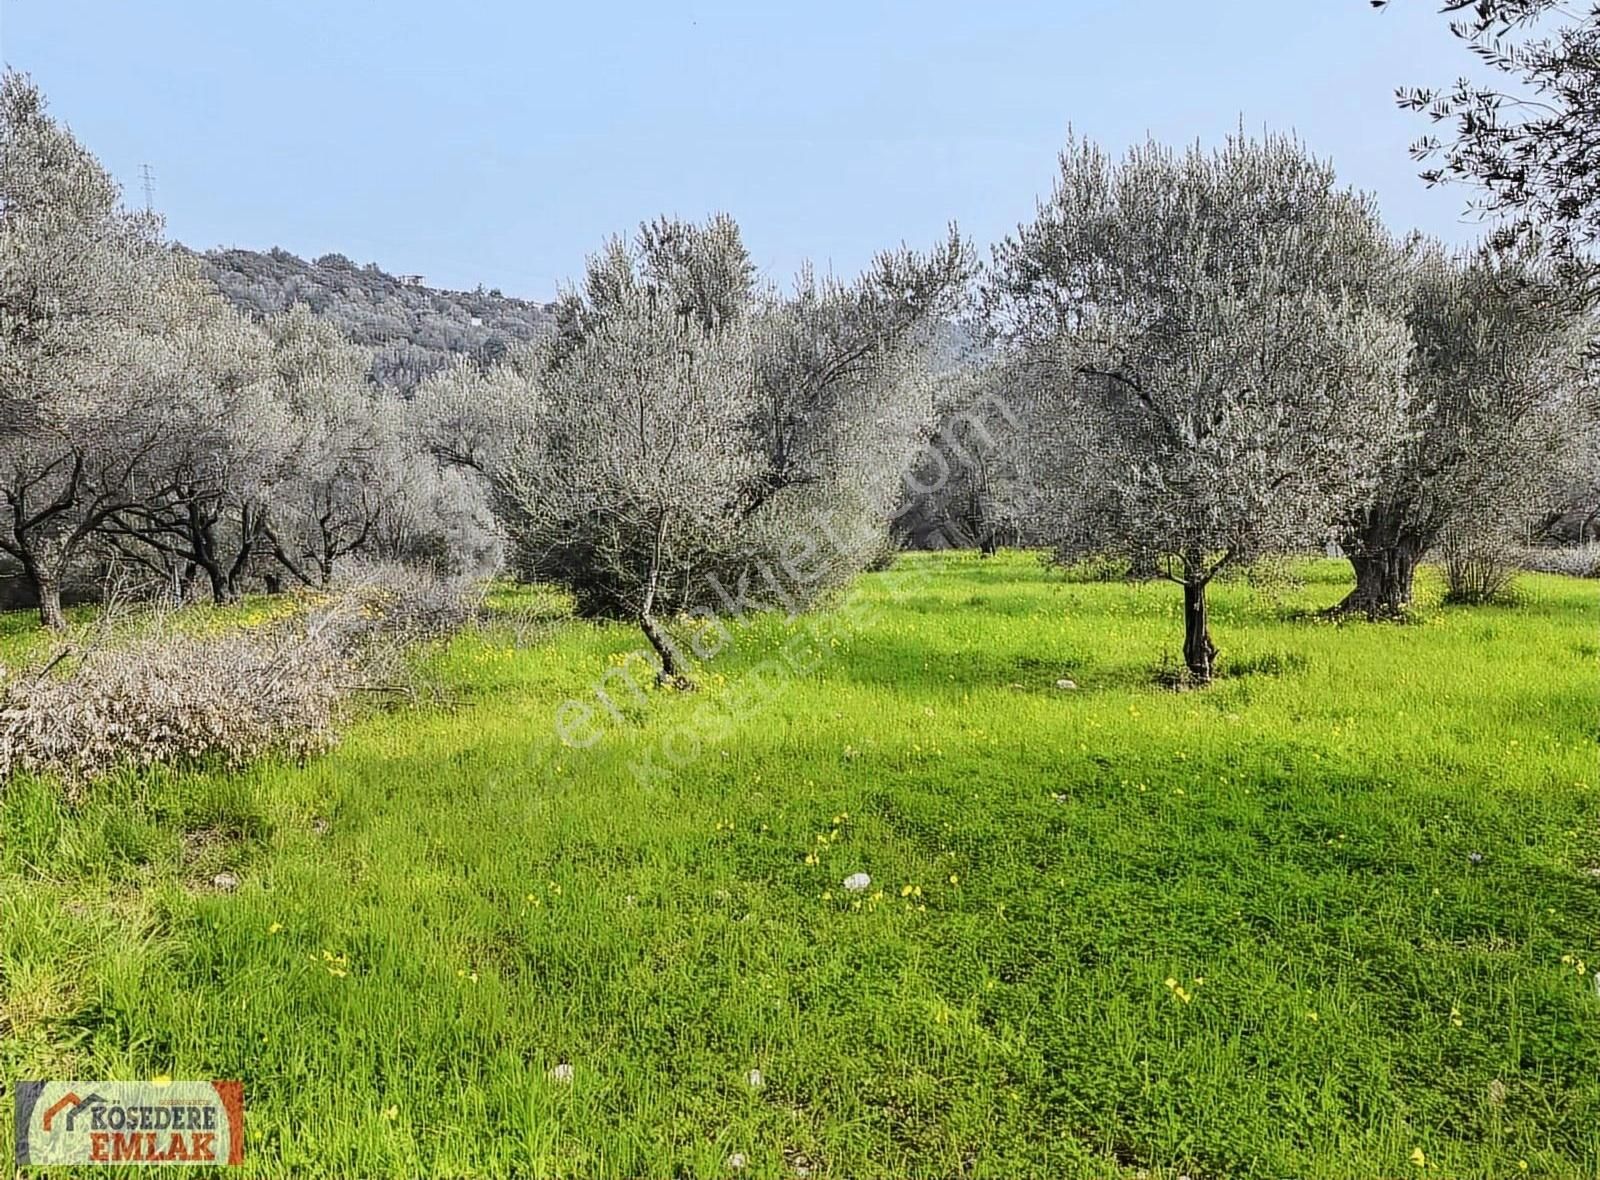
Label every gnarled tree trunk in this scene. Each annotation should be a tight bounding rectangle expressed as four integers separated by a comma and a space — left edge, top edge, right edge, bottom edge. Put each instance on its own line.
639, 610, 687, 683
11, 545, 65, 630
1338, 500, 1429, 617
1342, 541, 1421, 617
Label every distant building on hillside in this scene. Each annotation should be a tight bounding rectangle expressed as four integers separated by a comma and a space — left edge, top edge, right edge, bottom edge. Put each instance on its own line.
396, 273, 426, 287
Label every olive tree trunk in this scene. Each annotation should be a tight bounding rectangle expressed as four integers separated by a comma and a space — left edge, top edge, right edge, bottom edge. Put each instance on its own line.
1342, 542, 1421, 617
639, 511, 691, 687
32, 566, 65, 630
1338, 501, 1429, 617
1181, 575, 1217, 682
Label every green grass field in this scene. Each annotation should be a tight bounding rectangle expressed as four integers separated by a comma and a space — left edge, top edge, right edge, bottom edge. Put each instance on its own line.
2, 553, 1597, 1178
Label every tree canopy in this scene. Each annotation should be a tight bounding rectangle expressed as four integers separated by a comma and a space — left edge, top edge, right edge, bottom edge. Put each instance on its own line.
1381, 0, 1600, 288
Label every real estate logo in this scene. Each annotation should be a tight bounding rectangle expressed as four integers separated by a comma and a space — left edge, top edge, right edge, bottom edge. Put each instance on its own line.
14, 1081, 244, 1167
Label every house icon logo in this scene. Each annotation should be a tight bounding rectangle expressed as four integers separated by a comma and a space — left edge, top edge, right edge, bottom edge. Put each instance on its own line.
40, 1091, 108, 1133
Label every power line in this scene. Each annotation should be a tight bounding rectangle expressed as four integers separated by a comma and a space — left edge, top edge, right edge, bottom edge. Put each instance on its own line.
140, 163, 155, 214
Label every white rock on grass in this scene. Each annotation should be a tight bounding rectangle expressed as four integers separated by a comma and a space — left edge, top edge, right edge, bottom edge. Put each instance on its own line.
729, 1152, 748, 1171
842, 872, 871, 893
546, 1063, 574, 1084
211, 871, 240, 892
746, 1068, 764, 1089
1055, 678, 1078, 690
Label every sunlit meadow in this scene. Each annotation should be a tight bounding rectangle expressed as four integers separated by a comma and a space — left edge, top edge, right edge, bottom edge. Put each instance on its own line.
1, 553, 1596, 1178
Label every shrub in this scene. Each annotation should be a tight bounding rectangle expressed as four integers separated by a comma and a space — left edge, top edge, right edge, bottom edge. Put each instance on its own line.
332, 560, 485, 643
0, 622, 348, 784
1440, 530, 1521, 605
0, 566, 481, 786
1052, 551, 1135, 583
1516, 543, 1600, 578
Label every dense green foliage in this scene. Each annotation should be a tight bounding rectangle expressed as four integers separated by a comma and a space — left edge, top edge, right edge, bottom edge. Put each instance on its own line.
1, 553, 1595, 1177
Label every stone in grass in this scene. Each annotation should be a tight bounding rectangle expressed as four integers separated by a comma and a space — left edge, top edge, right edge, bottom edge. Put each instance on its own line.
729, 1152, 748, 1171
746, 1068, 764, 1089
842, 873, 871, 894
211, 871, 240, 893
546, 1063, 574, 1084
1055, 678, 1077, 690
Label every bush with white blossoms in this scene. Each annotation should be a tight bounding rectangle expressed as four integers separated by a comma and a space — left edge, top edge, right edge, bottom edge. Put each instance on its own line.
1516, 544, 1600, 579
0, 567, 480, 786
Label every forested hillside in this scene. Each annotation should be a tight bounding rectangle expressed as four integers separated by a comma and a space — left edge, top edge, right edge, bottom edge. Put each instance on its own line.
198, 247, 556, 391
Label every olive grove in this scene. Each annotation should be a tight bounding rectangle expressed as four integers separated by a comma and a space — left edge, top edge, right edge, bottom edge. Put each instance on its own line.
0, 73, 496, 624
2, 60, 1594, 688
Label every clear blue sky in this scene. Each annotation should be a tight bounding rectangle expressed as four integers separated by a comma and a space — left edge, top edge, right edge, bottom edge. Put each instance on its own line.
0, 0, 1489, 299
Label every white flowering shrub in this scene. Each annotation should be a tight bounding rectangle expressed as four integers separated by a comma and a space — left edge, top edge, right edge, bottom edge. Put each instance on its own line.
0, 567, 480, 784
331, 559, 485, 643
0, 624, 347, 782
1517, 543, 1600, 578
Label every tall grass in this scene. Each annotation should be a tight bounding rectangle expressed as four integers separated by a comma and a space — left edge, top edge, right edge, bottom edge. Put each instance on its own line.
1, 554, 1595, 1178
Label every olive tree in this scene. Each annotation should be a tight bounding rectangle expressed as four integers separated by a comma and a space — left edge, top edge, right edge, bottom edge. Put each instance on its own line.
98, 307, 289, 604
368, 446, 503, 575
1550, 416, 1600, 542
743, 232, 975, 574
255, 306, 406, 588
433, 215, 971, 683
988, 133, 1413, 680
1336, 241, 1594, 614
503, 293, 760, 681
895, 353, 1034, 553
1380, 0, 1600, 288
